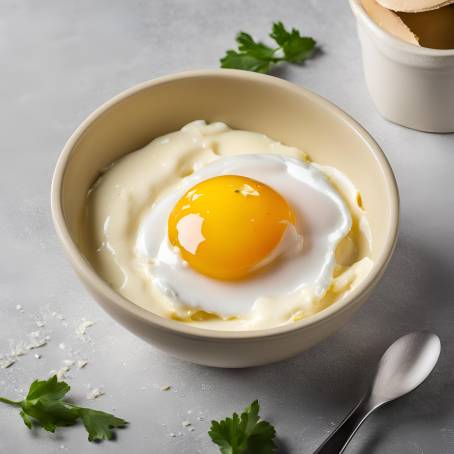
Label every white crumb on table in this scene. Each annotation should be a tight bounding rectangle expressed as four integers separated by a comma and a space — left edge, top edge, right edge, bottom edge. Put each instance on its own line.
28, 331, 47, 349
0, 358, 15, 369
1, 330, 48, 369
56, 366, 70, 380
76, 320, 94, 338
10, 341, 27, 357
86, 387, 105, 400
77, 359, 88, 369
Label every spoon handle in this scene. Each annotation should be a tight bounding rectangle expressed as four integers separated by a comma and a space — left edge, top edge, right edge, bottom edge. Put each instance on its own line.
313, 398, 376, 454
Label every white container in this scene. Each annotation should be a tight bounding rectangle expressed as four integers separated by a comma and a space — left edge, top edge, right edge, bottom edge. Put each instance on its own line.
350, 0, 454, 132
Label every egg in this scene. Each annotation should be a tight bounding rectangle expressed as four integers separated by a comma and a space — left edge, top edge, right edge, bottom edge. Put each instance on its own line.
167, 175, 298, 280
135, 154, 352, 318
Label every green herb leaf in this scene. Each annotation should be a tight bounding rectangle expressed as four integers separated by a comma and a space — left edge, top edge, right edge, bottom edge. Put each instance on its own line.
0, 375, 128, 442
270, 21, 316, 63
209, 400, 277, 454
236, 32, 277, 62
221, 50, 274, 74
79, 408, 128, 442
26, 375, 70, 401
220, 22, 316, 73
221, 32, 278, 74
20, 410, 33, 429
21, 398, 80, 432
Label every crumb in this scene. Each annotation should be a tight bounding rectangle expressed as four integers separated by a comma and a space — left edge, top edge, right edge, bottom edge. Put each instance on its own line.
34, 354, 41, 359
182, 421, 191, 427
160, 385, 171, 391
0, 358, 15, 369
57, 366, 70, 380
76, 320, 94, 338
76, 359, 88, 369
86, 387, 105, 400
28, 332, 47, 349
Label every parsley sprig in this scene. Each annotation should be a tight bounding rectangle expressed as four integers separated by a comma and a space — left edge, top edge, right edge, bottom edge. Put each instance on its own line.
209, 400, 277, 453
220, 21, 316, 73
0, 375, 127, 442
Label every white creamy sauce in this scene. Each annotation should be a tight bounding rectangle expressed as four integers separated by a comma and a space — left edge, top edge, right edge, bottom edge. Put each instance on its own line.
82, 121, 373, 331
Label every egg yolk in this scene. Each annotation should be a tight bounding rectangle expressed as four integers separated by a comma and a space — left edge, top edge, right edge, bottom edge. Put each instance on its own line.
168, 175, 296, 280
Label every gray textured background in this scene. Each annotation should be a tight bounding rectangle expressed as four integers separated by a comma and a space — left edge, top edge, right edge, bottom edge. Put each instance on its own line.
1, 1, 454, 453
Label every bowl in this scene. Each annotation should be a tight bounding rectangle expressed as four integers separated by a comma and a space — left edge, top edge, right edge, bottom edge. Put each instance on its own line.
51, 69, 399, 367
350, 0, 454, 133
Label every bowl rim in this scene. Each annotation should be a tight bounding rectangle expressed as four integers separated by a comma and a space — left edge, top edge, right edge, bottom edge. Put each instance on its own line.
349, 0, 454, 57
51, 69, 399, 341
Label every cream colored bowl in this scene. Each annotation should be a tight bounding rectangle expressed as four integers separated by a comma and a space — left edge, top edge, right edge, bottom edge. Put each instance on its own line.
51, 70, 399, 368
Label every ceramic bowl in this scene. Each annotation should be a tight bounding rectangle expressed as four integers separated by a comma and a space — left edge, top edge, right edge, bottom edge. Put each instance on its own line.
350, 0, 454, 133
51, 70, 399, 367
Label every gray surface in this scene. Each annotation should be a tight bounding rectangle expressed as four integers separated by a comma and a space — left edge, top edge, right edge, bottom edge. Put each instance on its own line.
0, 0, 453, 452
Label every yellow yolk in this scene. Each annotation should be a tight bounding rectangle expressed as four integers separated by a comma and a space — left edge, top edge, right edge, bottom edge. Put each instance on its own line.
168, 175, 296, 280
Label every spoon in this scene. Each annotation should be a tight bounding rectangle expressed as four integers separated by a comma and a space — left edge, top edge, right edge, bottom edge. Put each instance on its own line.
313, 331, 441, 454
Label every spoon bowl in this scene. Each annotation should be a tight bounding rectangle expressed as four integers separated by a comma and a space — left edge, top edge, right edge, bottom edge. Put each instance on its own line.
371, 331, 441, 404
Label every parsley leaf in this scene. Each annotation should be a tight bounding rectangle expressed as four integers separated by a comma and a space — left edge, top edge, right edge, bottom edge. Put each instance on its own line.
209, 400, 277, 454
20, 410, 33, 429
220, 22, 316, 73
221, 32, 278, 73
221, 50, 274, 74
21, 398, 80, 432
270, 21, 316, 63
26, 375, 70, 401
79, 408, 128, 442
236, 33, 277, 62
0, 375, 128, 442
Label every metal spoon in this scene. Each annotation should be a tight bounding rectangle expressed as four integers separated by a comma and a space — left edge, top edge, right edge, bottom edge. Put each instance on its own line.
313, 331, 441, 454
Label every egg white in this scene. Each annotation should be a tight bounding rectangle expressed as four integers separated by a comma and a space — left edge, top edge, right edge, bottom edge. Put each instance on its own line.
135, 154, 352, 318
